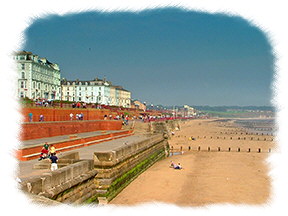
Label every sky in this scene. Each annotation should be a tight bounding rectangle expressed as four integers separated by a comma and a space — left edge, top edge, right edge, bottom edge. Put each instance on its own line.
23, 8, 274, 107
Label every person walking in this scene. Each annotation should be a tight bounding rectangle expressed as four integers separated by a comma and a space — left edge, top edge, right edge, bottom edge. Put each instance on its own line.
28, 113, 33, 122
69, 113, 74, 120
39, 114, 44, 122
49, 153, 58, 171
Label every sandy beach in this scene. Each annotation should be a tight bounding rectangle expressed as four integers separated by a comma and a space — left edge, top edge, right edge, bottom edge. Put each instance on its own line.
110, 119, 274, 206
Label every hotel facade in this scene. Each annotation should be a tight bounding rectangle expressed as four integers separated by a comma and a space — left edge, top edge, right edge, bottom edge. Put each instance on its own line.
14, 51, 131, 108
61, 78, 131, 108
14, 51, 61, 100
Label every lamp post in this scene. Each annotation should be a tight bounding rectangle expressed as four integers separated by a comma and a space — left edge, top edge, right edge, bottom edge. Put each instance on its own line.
60, 85, 63, 108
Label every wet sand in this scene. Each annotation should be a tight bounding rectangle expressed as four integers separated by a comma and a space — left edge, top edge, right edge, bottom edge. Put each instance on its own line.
110, 119, 274, 206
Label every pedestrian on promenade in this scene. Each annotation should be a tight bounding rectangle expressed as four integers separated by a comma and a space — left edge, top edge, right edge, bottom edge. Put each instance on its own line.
76, 102, 81, 108
39, 114, 44, 122
39, 143, 49, 161
49, 153, 58, 171
125, 115, 129, 125
76, 113, 79, 120
28, 113, 33, 122
69, 113, 74, 120
49, 144, 56, 156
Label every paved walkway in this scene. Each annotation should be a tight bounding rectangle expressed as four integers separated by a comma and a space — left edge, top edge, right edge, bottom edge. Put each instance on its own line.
20, 130, 127, 148
18, 134, 149, 179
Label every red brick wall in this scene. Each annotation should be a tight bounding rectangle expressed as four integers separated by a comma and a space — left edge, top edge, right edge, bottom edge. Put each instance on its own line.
21, 120, 123, 140
21, 107, 162, 122
21, 107, 116, 122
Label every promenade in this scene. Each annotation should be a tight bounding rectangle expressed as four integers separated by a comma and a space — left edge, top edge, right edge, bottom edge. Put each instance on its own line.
18, 133, 149, 179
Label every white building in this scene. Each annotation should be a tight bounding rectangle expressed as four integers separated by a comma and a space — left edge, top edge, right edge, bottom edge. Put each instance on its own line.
61, 78, 131, 107
183, 105, 197, 117
14, 51, 61, 100
115, 86, 131, 108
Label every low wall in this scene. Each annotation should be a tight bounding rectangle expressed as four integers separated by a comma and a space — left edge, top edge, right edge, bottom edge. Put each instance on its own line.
20, 159, 98, 204
22, 107, 113, 122
21, 120, 122, 140
92, 134, 169, 203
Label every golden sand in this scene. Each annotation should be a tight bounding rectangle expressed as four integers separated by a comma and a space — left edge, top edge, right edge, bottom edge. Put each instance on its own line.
110, 119, 274, 206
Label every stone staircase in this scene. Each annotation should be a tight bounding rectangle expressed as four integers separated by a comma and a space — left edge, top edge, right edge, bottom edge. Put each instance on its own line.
33, 152, 80, 170
130, 121, 151, 135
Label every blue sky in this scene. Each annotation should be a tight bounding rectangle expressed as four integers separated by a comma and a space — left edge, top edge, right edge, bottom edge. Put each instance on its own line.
23, 8, 274, 106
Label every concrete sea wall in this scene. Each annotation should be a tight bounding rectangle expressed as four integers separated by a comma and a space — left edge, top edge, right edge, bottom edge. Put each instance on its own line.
93, 134, 169, 203
20, 153, 98, 204
19, 134, 169, 205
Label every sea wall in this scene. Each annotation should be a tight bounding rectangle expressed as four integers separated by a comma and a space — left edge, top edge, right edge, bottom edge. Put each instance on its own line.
19, 123, 171, 205
150, 120, 180, 136
92, 134, 169, 203
20, 159, 98, 204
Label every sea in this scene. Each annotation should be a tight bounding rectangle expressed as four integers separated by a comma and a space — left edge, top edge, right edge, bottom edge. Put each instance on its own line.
233, 118, 276, 136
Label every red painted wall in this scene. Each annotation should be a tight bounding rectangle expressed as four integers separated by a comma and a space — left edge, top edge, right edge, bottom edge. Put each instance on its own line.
21, 107, 115, 122
21, 120, 123, 141
21, 107, 162, 122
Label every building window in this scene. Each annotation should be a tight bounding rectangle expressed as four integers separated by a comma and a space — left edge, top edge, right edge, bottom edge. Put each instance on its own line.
21, 64, 25, 70
21, 72, 25, 79
20, 92, 24, 98
20, 81, 24, 88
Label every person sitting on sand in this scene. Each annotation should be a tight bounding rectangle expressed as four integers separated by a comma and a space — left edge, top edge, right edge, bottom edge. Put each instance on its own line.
170, 161, 175, 168
174, 163, 182, 170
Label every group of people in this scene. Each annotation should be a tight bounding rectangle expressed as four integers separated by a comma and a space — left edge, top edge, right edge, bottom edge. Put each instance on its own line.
170, 161, 182, 170
69, 113, 84, 120
28, 113, 45, 122
35, 99, 53, 107
72, 102, 87, 109
39, 142, 58, 171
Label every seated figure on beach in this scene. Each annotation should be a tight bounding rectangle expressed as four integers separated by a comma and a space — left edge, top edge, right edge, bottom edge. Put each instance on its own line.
174, 163, 182, 170
170, 161, 175, 168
